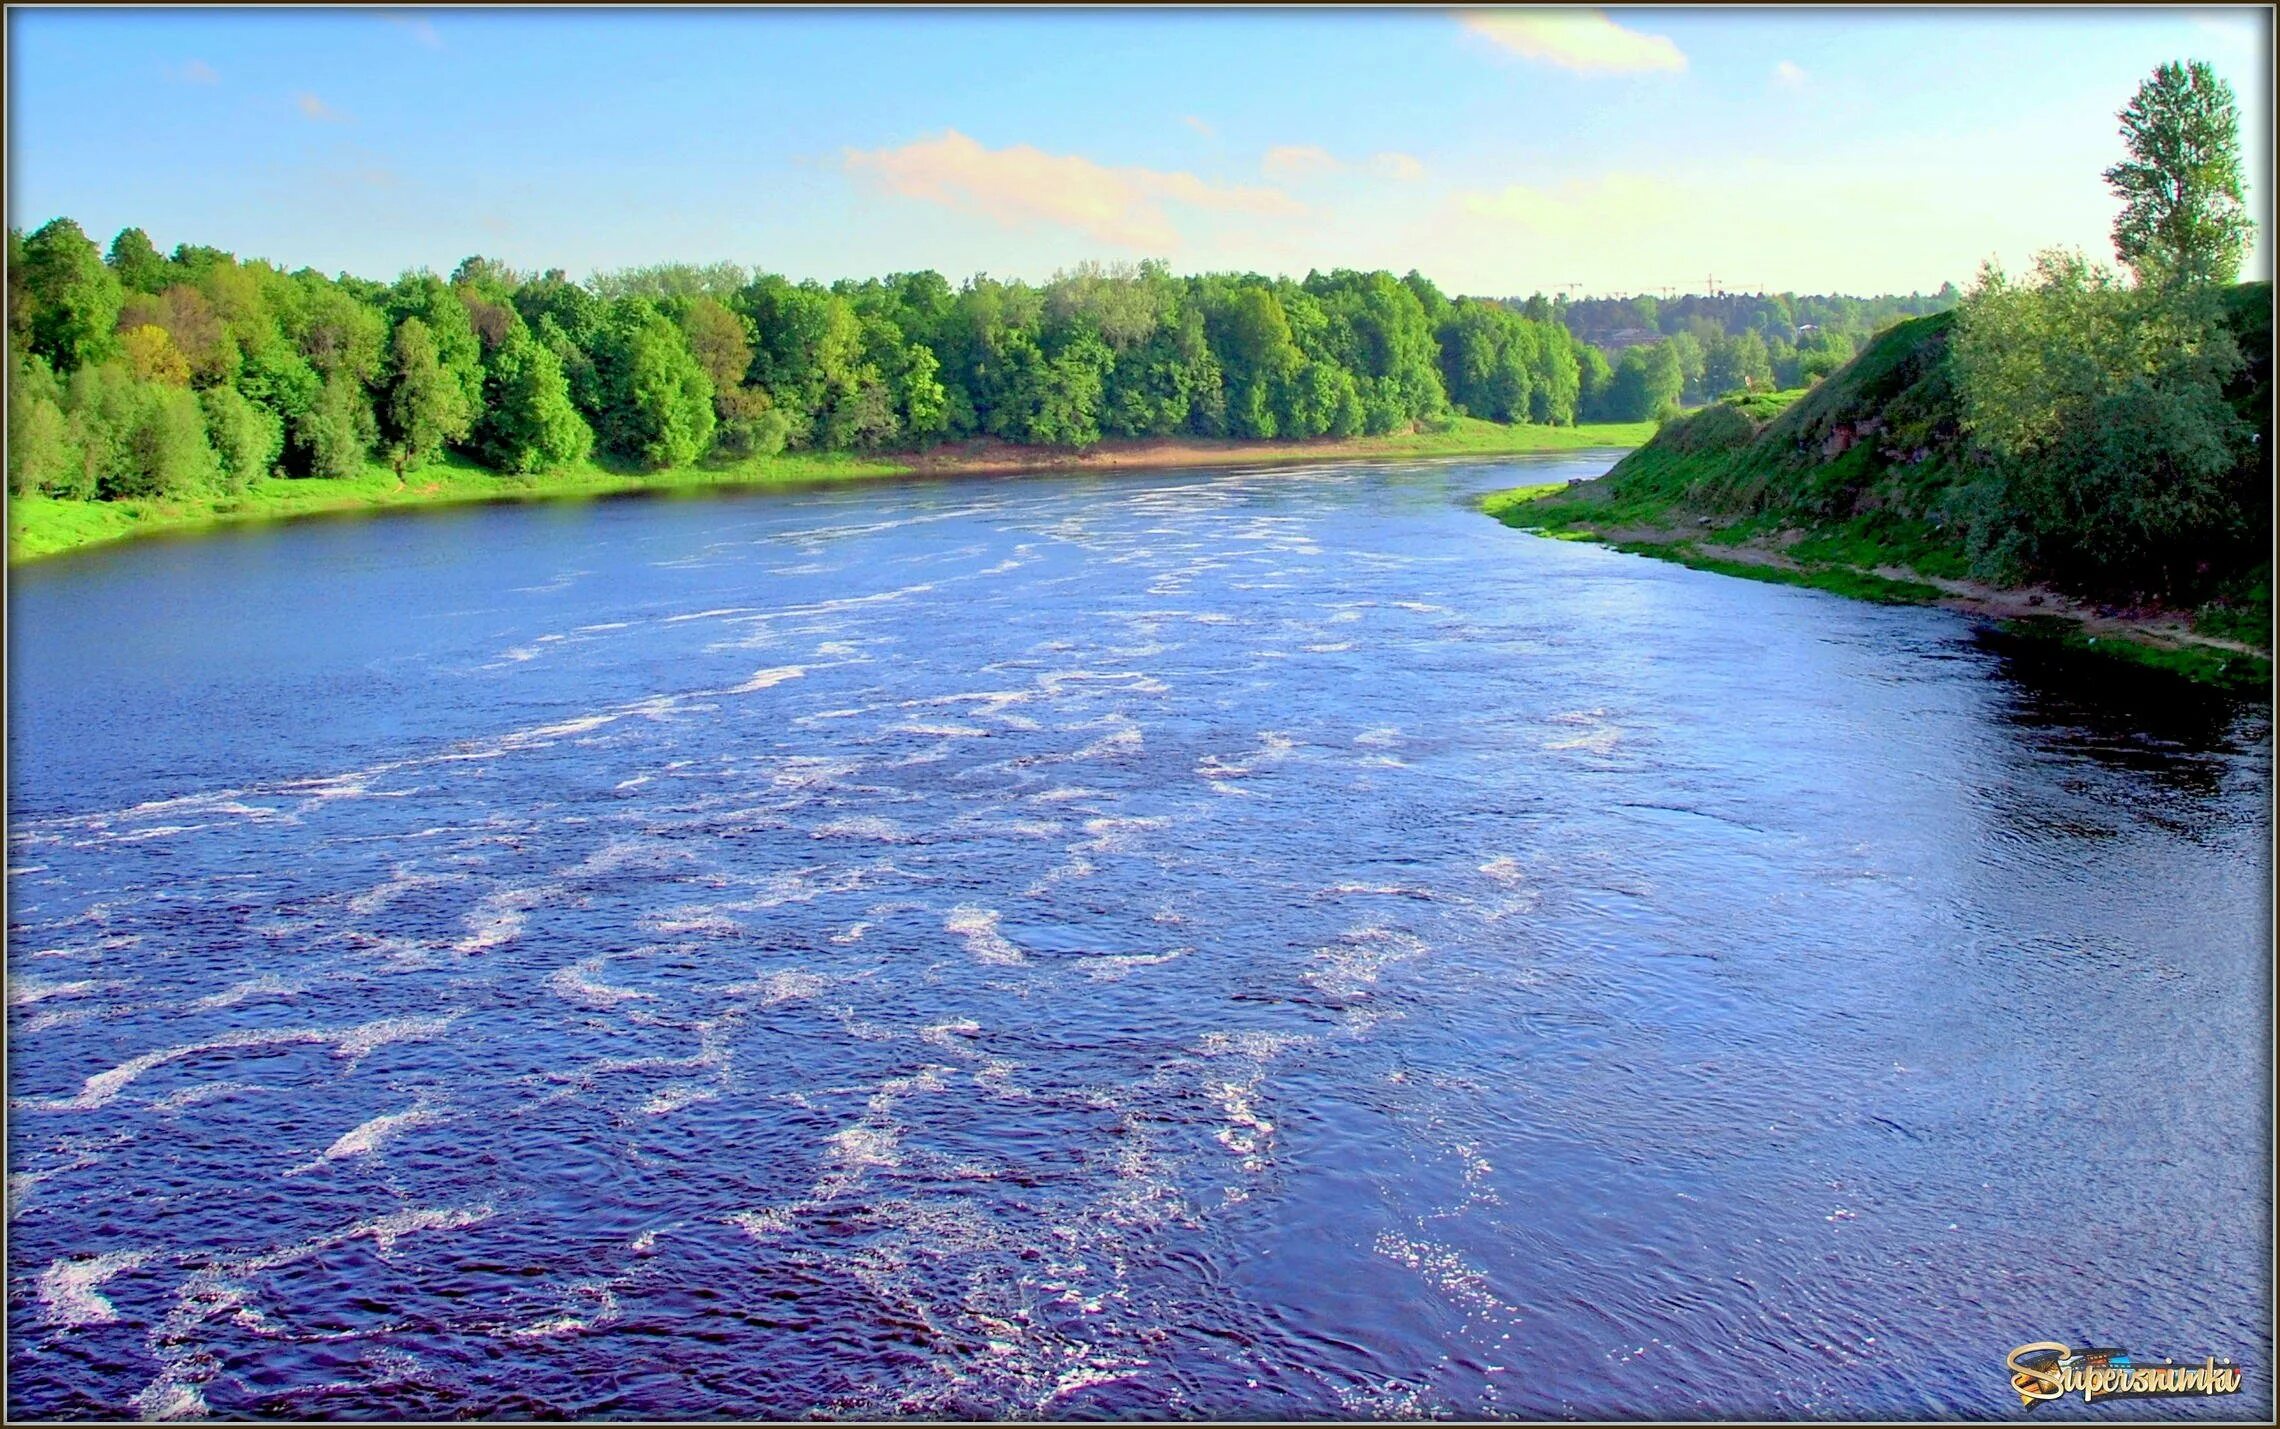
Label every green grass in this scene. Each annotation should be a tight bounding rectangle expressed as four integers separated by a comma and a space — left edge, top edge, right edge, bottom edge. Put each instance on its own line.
1999, 616, 2274, 693
8, 417, 1656, 565
1607, 539, 1947, 605
7, 448, 903, 562
2191, 569, 2272, 650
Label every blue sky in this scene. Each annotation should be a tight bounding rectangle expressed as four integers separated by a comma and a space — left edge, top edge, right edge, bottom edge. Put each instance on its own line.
7, 6, 2271, 297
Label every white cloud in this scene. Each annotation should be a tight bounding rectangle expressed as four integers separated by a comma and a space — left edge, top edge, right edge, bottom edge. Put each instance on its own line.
1372, 151, 1427, 182
1259, 146, 1427, 184
1458, 8, 1687, 76
843, 130, 1304, 252
177, 59, 219, 85
1262, 144, 1342, 182
1773, 59, 1807, 89
294, 92, 349, 123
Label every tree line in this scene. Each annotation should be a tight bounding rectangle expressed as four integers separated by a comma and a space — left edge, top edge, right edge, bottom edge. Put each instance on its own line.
7, 229, 1680, 503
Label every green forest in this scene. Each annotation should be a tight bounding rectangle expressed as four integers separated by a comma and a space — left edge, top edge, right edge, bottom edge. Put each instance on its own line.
8, 211, 1966, 511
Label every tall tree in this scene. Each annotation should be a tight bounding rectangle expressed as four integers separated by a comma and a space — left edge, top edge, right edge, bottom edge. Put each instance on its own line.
21, 218, 124, 370
106, 227, 172, 295
384, 317, 474, 469
2104, 60, 2254, 287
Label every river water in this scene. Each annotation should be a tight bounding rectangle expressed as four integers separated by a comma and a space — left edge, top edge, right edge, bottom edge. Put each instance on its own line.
6, 454, 2270, 1420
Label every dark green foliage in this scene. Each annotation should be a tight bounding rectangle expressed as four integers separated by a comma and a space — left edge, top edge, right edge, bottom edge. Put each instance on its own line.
1592, 281, 2271, 607
590, 300, 715, 469
22, 218, 124, 370
383, 317, 474, 468
106, 227, 172, 295
475, 330, 594, 473
2106, 61, 2253, 288
25, 212, 1959, 513
200, 384, 282, 492
293, 372, 378, 481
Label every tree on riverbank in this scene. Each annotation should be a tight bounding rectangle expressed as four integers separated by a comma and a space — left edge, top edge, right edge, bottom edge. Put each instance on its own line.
8, 233, 1604, 503
1952, 61, 2266, 597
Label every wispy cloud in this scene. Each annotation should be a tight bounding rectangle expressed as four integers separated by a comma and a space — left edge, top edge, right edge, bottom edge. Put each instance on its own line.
1181, 114, 1215, 139
1458, 8, 1687, 76
1262, 144, 1342, 182
380, 11, 444, 50
1372, 151, 1427, 182
175, 59, 219, 85
295, 92, 350, 123
1260, 146, 1428, 184
1772, 59, 1807, 89
843, 130, 1303, 251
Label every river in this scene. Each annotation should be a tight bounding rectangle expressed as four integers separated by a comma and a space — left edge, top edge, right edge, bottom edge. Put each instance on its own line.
6, 454, 2270, 1419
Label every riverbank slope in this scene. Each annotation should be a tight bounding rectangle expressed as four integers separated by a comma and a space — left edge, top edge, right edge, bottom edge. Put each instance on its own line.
1480, 294, 2273, 691
7, 416, 1654, 564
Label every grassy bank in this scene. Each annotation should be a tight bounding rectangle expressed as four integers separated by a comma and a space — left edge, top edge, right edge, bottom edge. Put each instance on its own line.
1484, 479, 2272, 693
8, 416, 1654, 564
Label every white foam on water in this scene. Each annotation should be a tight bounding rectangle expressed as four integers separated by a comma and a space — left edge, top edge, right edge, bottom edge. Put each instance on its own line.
1304, 642, 1355, 653
1070, 725, 1142, 760
891, 721, 990, 738
349, 1204, 493, 1255
502, 1283, 621, 1340
727, 665, 806, 693
27, 1027, 333, 1112
724, 970, 829, 1005
333, 1011, 462, 1065
1304, 926, 1429, 1000
453, 885, 549, 954
812, 815, 910, 842
288, 1107, 442, 1175
919, 1018, 982, 1049
1354, 726, 1402, 747
1479, 856, 1529, 886
826, 1124, 903, 1169
729, 1207, 795, 1241
1037, 670, 1169, 698
639, 1084, 718, 1117
615, 775, 651, 790
9, 976, 99, 1005
148, 1082, 265, 1113
946, 906, 1025, 965
130, 1376, 207, 1421
830, 922, 872, 946
664, 607, 758, 623
1211, 1082, 1275, 1165
38, 1250, 150, 1325
191, 975, 303, 1011
577, 621, 634, 633
1373, 1232, 1513, 1316
1030, 786, 1103, 803
1075, 949, 1188, 983
1543, 727, 1621, 754
548, 956, 654, 1009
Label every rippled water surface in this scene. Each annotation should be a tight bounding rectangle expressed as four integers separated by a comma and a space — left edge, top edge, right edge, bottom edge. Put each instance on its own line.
7, 456, 2271, 1419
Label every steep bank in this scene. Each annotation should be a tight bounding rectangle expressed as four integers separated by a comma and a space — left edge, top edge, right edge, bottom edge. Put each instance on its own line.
1486, 289, 2272, 691
8, 416, 1654, 564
